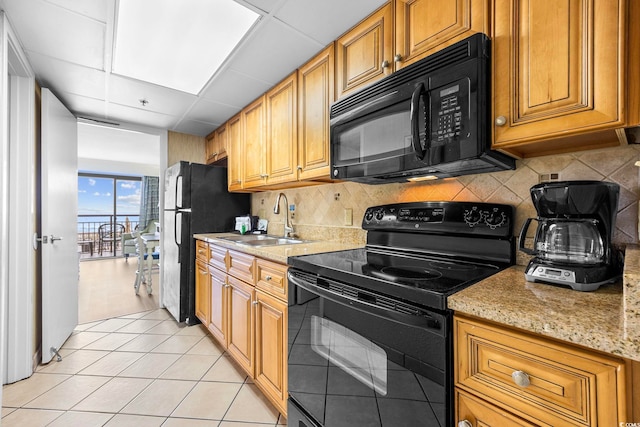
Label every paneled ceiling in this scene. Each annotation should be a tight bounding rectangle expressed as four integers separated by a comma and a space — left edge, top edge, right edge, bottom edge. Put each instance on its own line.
0, 0, 386, 136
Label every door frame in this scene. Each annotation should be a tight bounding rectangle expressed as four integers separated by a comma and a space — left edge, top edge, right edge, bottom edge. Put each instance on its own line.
0, 11, 37, 386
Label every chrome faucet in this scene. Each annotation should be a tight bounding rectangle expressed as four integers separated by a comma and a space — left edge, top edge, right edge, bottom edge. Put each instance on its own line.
273, 193, 294, 238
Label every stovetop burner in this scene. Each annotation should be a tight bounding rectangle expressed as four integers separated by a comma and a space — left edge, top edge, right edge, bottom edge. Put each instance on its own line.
369, 265, 443, 283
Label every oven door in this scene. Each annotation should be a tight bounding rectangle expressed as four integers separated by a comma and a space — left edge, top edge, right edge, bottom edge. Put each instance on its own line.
287, 269, 451, 427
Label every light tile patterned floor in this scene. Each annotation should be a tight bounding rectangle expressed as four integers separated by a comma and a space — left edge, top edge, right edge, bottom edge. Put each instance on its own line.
2, 309, 286, 427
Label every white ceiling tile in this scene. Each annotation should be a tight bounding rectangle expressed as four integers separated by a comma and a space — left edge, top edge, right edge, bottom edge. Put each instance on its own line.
240, 0, 283, 14
172, 120, 217, 137
188, 99, 238, 125
276, 0, 387, 44
58, 93, 107, 119
28, 52, 106, 99
108, 75, 197, 116
201, 68, 271, 108
226, 18, 322, 85
107, 103, 178, 130
4, 0, 105, 69
45, 0, 109, 23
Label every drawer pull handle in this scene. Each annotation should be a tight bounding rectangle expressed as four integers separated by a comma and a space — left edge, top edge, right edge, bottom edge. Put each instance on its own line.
265, 275, 272, 281
512, 370, 531, 387
458, 421, 472, 427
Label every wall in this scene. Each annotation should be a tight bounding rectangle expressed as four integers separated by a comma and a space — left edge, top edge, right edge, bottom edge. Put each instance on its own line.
252, 144, 640, 265
167, 131, 205, 166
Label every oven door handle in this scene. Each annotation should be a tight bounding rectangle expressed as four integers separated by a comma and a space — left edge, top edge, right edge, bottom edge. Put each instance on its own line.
288, 272, 442, 332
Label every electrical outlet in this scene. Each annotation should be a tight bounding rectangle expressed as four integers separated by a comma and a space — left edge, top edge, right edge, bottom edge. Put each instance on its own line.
539, 173, 560, 183
344, 208, 353, 226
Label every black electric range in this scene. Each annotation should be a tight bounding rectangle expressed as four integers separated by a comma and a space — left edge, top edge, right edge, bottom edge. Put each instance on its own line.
286, 201, 515, 427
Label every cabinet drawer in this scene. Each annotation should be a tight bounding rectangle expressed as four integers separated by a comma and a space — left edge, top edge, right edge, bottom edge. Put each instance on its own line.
228, 249, 255, 284
456, 388, 536, 427
208, 244, 227, 272
195, 240, 209, 263
455, 316, 626, 426
255, 259, 287, 300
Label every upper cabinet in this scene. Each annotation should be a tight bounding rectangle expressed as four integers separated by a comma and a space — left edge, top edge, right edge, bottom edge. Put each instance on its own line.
491, 0, 639, 158
205, 125, 229, 165
336, 0, 489, 99
242, 95, 267, 189
227, 113, 244, 192
265, 72, 298, 186
297, 44, 334, 181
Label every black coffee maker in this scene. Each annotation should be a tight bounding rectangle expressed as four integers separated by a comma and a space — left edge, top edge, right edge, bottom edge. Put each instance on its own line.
519, 180, 622, 291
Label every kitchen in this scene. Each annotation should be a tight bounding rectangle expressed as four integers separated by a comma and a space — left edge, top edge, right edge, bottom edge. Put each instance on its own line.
2, 0, 640, 426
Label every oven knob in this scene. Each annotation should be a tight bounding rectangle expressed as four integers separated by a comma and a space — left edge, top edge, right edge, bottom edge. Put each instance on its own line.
364, 211, 374, 222
463, 209, 482, 226
374, 210, 385, 221
485, 210, 506, 228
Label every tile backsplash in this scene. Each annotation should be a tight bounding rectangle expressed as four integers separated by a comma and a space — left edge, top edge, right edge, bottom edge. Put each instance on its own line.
252, 145, 640, 264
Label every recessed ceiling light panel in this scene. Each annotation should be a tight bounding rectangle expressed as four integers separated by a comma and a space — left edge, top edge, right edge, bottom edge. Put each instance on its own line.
113, 0, 259, 95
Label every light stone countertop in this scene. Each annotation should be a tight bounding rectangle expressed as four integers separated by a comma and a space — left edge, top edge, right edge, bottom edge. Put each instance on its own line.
193, 232, 363, 264
449, 245, 640, 362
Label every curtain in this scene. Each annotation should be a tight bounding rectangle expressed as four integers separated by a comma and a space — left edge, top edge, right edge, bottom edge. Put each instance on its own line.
139, 176, 159, 230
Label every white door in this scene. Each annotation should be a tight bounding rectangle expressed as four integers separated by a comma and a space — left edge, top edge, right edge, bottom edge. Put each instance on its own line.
41, 89, 78, 364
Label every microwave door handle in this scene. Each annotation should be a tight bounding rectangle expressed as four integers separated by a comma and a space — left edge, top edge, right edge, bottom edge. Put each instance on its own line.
411, 83, 427, 160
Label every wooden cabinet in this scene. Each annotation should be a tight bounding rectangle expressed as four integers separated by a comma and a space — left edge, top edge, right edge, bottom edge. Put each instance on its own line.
194, 238, 289, 417
194, 259, 210, 325
242, 95, 267, 189
227, 275, 255, 376
227, 113, 244, 192
214, 124, 228, 162
297, 45, 334, 181
455, 315, 629, 426
266, 72, 298, 186
456, 389, 537, 427
254, 289, 288, 414
205, 132, 217, 164
335, 0, 488, 99
491, 0, 632, 157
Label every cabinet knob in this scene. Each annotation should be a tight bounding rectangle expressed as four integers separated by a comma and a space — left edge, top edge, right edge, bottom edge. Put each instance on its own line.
394, 54, 403, 63
381, 59, 390, 68
458, 421, 473, 427
297, 165, 303, 170
511, 370, 531, 387
260, 174, 268, 178
495, 116, 507, 127
265, 275, 272, 281
252, 301, 259, 306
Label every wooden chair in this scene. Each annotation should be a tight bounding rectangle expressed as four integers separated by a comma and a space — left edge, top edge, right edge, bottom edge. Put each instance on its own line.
97, 223, 125, 256
134, 231, 160, 295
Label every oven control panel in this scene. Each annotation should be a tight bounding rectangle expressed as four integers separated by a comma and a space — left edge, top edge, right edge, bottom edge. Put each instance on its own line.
362, 201, 513, 237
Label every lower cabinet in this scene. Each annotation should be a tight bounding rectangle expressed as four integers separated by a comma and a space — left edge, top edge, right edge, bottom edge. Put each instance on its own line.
454, 314, 629, 426
195, 239, 288, 417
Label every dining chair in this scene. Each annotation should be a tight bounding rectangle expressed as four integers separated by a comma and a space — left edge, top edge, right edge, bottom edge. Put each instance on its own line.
97, 223, 125, 256
134, 231, 160, 295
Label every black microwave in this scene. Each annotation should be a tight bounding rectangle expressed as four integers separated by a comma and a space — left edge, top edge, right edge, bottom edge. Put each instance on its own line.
330, 33, 515, 184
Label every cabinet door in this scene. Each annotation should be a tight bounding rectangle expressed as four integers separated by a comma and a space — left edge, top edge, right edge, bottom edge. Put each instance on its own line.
456, 389, 537, 427
205, 132, 216, 164
227, 276, 255, 376
492, 0, 624, 156
254, 290, 288, 415
195, 259, 210, 325
394, 0, 489, 69
215, 123, 228, 161
208, 266, 228, 347
297, 44, 334, 181
227, 113, 244, 192
266, 73, 298, 185
335, 3, 394, 99
242, 95, 267, 189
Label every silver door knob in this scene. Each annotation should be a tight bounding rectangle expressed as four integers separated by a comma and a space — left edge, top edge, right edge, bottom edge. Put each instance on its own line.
512, 370, 531, 387
495, 116, 507, 126
458, 420, 473, 427
381, 59, 389, 68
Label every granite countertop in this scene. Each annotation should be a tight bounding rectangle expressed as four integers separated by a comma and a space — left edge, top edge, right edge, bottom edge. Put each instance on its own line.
193, 232, 363, 264
449, 245, 640, 362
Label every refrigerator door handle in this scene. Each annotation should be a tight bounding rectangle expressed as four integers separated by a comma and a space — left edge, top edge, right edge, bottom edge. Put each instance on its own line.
174, 211, 182, 248
175, 173, 184, 210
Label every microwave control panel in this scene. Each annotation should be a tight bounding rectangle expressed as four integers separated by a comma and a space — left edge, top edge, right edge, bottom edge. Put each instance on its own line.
431, 78, 470, 144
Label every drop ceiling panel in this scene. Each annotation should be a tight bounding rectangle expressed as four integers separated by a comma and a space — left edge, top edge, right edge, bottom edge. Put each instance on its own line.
45, 0, 108, 23
241, 0, 283, 14
4, 0, 105, 69
226, 18, 322, 86
188, 99, 239, 125
108, 74, 197, 116
201, 68, 271, 108
28, 52, 106, 99
275, 0, 387, 44
172, 119, 218, 137
59, 93, 107, 119
107, 103, 177, 130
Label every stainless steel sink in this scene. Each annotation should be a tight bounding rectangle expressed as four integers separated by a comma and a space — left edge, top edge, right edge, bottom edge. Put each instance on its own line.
218, 234, 309, 246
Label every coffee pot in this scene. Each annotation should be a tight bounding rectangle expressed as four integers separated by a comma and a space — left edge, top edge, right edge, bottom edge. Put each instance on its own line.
519, 180, 621, 291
